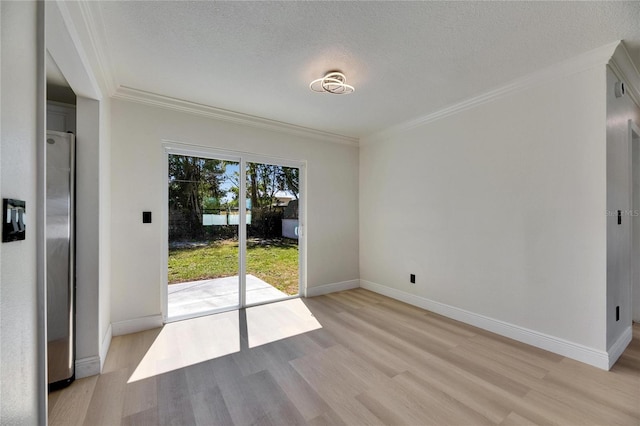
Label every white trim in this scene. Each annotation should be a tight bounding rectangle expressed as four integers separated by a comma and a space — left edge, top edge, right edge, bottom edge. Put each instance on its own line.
607, 326, 632, 369
609, 42, 640, 110
360, 280, 611, 370
161, 142, 308, 320
111, 314, 163, 336
73, 0, 118, 96
99, 324, 112, 372
36, 4, 48, 423
165, 305, 240, 324
363, 41, 621, 145
163, 139, 306, 168
46, 0, 102, 100
75, 356, 100, 379
113, 86, 359, 146
161, 146, 169, 322
298, 163, 307, 299
239, 157, 247, 307
306, 279, 360, 297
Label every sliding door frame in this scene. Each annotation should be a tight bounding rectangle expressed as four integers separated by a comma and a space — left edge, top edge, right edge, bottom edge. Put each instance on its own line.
161, 141, 306, 322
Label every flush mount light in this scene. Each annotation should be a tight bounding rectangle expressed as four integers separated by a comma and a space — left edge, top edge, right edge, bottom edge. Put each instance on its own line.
310, 71, 355, 95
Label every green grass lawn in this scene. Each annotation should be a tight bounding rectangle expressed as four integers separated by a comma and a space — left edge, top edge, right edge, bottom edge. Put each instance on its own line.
168, 239, 299, 295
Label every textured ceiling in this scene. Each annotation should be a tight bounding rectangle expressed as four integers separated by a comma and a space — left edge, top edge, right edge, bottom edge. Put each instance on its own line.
96, 1, 640, 138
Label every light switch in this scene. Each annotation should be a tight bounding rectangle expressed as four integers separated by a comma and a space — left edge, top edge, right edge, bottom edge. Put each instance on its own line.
3, 199, 26, 242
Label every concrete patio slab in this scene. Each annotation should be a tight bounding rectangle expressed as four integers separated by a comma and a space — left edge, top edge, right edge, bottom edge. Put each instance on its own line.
168, 274, 287, 318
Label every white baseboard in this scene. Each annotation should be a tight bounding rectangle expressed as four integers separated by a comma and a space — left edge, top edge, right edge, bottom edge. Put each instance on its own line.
607, 326, 632, 369
99, 324, 112, 372
75, 356, 100, 379
306, 279, 360, 297
112, 314, 163, 336
360, 280, 610, 370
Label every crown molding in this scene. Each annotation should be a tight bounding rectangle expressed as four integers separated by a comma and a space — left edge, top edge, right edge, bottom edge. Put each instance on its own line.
48, 0, 102, 100
362, 41, 621, 145
609, 42, 640, 110
73, 0, 119, 97
113, 86, 360, 146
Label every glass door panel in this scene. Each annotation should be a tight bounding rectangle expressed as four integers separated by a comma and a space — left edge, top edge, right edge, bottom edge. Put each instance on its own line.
245, 161, 300, 305
167, 154, 241, 319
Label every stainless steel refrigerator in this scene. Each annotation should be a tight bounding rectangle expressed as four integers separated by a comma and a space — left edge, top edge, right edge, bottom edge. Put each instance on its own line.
46, 130, 75, 391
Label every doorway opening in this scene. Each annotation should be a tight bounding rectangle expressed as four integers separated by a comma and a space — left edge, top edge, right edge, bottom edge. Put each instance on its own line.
163, 145, 304, 322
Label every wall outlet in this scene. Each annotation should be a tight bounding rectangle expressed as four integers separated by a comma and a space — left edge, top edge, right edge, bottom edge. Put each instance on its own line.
410, 274, 415, 284
616, 306, 620, 321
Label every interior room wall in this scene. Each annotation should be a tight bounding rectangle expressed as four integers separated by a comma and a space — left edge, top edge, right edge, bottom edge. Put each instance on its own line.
75, 96, 101, 369
0, 1, 42, 423
109, 99, 359, 328
359, 65, 608, 362
98, 96, 112, 367
606, 60, 640, 344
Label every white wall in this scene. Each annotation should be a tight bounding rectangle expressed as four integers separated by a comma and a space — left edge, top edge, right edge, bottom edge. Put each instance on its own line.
606, 60, 640, 342
75, 95, 112, 371
0, 1, 43, 423
99, 96, 112, 365
360, 66, 608, 356
75, 96, 101, 364
110, 99, 359, 326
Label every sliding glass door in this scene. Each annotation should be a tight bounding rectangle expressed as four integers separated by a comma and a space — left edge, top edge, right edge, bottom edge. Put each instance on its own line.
245, 161, 300, 305
164, 145, 304, 321
167, 153, 241, 320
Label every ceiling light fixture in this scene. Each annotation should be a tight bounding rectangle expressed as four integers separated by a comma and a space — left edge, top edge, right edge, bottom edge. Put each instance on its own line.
310, 71, 355, 95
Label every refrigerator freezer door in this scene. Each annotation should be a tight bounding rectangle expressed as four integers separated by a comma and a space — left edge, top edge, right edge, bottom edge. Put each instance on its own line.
46, 131, 75, 389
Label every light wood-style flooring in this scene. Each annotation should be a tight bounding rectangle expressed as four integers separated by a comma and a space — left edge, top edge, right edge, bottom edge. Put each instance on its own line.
49, 289, 640, 425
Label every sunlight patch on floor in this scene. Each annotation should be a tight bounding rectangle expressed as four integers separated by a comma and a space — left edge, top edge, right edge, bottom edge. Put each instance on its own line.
246, 298, 322, 348
128, 298, 321, 383
128, 311, 240, 383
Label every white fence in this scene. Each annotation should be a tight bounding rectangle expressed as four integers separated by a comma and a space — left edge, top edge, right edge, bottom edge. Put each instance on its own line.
202, 213, 252, 226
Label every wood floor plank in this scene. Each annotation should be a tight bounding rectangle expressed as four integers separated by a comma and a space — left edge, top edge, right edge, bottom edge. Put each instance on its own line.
455, 339, 550, 379
121, 406, 159, 426
469, 332, 564, 370
49, 291, 640, 426
190, 386, 234, 426
156, 368, 197, 426
304, 308, 411, 377
542, 359, 640, 420
306, 408, 348, 426
303, 328, 338, 349
83, 368, 128, 426
216, 363, 270, 425
184, 359, 219, 396
121, 374, 157, 418
357, 371, 494, 426
499, 411, 539, 426
400, 356, 513, 423
245, 370, 307, 426
269, 363, 330, 421
122, 377, 158, 417
48, 375, 98, 426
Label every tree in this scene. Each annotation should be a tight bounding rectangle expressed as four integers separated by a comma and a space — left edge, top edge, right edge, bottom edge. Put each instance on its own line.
280, 167, 299, 200
168, 155, 226, 238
